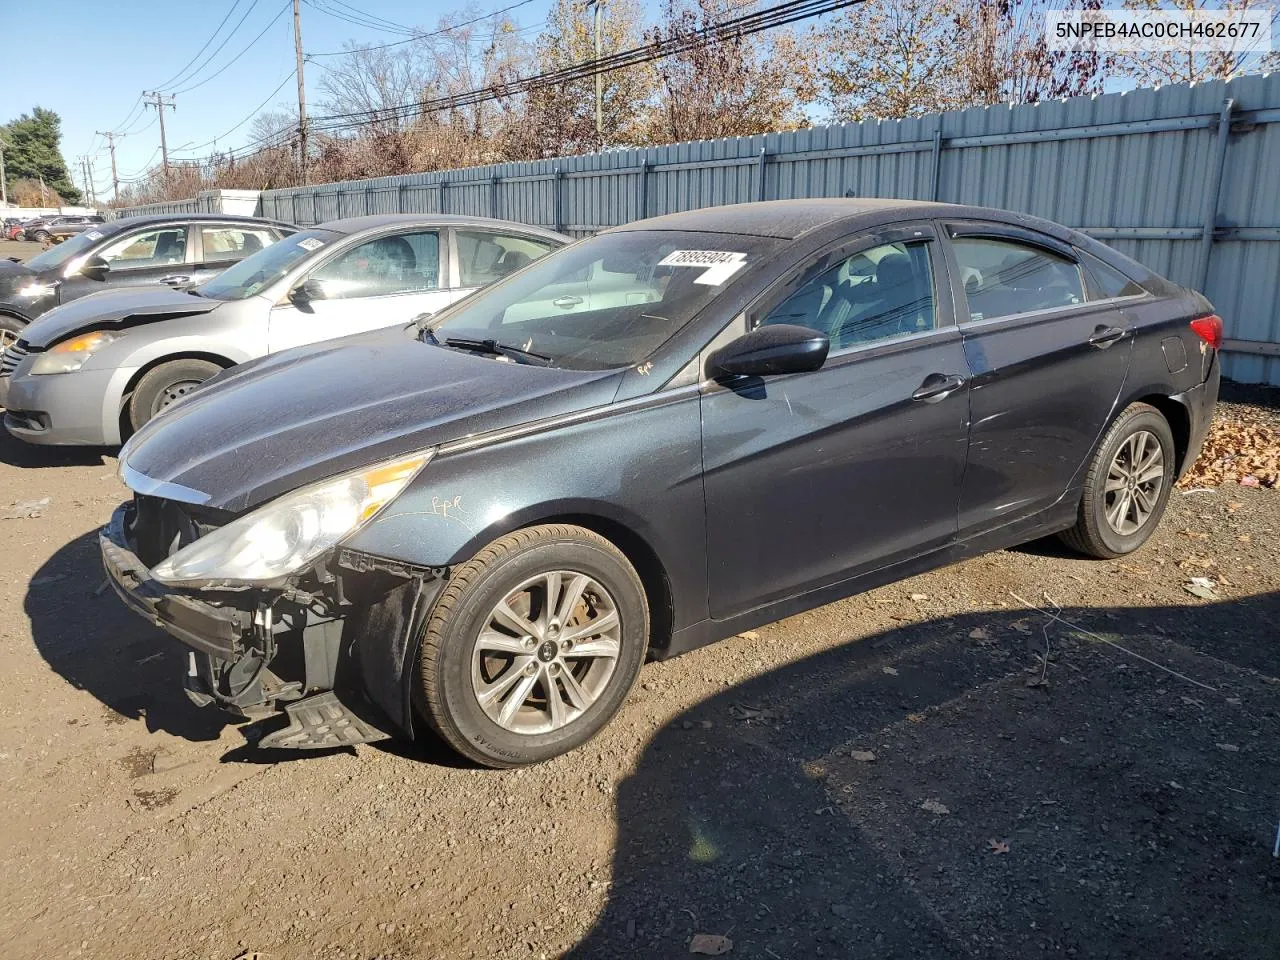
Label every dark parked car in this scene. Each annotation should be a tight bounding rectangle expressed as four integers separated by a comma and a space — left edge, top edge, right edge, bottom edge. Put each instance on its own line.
38, 214, 106, 242
0, 213, 294, 349
3, 217, 32, 240
101, 199, 1221, 767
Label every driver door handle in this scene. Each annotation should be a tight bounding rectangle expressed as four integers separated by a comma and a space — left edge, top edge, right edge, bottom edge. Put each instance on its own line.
912, 373, 966, 403
1088, 325, 1126, 349
159, 274, 192, 287
552, 295, 583, 309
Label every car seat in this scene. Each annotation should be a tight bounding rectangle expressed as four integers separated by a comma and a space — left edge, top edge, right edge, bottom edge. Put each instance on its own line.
153, 231, 186, 263
832, 253, 928, 346
240, 233, 263, 254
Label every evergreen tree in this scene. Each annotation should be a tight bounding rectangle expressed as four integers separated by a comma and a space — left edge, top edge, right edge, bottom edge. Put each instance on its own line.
1, 107, 81, 204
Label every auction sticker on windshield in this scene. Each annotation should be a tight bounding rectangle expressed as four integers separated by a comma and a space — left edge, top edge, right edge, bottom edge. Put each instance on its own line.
297, 237, 325, 252
84, 231, 103, 241
658, 249, 747, 285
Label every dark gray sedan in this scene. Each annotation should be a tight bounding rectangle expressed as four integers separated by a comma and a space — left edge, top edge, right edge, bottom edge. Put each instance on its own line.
100, 199, 1220, 767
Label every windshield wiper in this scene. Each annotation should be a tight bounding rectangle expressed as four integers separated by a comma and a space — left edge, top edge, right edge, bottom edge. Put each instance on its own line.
444, 337, 553, 366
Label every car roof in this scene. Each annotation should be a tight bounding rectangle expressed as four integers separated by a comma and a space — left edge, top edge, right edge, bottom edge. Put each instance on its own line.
101, 213, 294, 233
606, 199, 1076, 242
314, 213, 569, 242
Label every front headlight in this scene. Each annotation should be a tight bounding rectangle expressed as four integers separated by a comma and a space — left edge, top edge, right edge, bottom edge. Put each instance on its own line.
30, 330, 119, 375
16, 281, 56, 299
150, 450, 433, 585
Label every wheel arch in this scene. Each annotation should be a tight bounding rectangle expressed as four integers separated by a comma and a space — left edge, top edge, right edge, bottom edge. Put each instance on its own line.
117, 350, 237, 440
1129, 391, 1192, 474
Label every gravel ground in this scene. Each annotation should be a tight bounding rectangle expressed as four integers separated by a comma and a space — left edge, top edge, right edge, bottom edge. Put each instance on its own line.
0, 387, 1278, 959
0, 238, 48, 261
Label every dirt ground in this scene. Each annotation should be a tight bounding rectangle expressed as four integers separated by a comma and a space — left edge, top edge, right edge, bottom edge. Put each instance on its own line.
1, 380, 1279, 958
0, 238, 48, 261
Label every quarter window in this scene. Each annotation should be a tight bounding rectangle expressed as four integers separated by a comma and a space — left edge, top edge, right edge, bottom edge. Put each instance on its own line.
760, 241, 936, 350
456, 231, 558, 288
200, 226, 278, 265
1080, 251, 1144, 300
952, 237, 1084, 321
311, 230, 440, 299
98, 227, 188, 268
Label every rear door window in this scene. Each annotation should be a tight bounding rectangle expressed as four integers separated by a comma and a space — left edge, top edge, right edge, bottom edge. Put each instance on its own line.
456, 231, 559, 288
1080, 251, 1145, 300
199, 225, 279, 268
952, 237, 1084, 322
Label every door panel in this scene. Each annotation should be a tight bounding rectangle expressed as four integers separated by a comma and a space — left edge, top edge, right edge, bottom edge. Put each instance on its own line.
269, 289, 457, 353
944, 229, 1134, 535
59, 224, 193, 303
701, 226, 969, 621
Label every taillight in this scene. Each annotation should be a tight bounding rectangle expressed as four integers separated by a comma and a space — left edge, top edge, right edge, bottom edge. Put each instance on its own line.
1189, 314, 1223, 350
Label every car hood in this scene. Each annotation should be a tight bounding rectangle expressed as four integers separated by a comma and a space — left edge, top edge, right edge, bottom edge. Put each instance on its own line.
19, 286, 221, 348
120, 327, 623, 514
0, 258, 36, 286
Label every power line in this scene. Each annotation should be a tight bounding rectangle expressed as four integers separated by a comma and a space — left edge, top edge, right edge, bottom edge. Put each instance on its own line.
166, 0, 263, 93
170, 70, 299, 160
155, 0, 249, 92
304, 0, 418, 36
307, 0, 541, 56
320, 0, 418, 33
172, 0, 292, 95
310, 0, 859, 133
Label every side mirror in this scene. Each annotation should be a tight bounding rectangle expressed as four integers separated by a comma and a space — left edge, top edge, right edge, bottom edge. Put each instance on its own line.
80, 255, 110, 282
707, 324, 829, 379
289, 278, 327, 306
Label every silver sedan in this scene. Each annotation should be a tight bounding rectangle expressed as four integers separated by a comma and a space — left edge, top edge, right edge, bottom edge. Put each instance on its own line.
0, 214, 567, 446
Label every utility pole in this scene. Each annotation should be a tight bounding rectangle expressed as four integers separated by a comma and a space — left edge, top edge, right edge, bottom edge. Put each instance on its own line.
590, 0, 605, 146
79, 157, 91, 206
0, 139, 7, 207
293, 0, 308, 184
96, 130, 120, 204
144, 91, 176, 182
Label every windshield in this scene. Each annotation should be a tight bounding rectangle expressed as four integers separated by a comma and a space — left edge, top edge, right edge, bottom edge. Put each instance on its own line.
430, 230, 781, 370
198, 228, 342, 301
24, 229, 107, 272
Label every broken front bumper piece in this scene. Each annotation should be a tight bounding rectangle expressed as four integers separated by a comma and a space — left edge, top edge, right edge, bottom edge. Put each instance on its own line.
99, 502, 439, 749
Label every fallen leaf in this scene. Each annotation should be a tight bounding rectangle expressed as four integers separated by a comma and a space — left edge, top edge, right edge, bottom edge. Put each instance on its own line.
882, 666, 899, 676
906, 712, 925, 723
849, 750, 876, 763
1183, 581, 1219, 601
908, 592, 929, 602
987, 839, 1010, 854
1009, 619, 1033, 634
969, 627, 992, 640
689, 933, 733, 955
736, 631, 760, 641
920, 799, 950, 815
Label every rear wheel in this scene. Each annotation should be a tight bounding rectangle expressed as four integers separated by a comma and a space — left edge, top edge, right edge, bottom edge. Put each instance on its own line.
1059, 402, 1175, 559
127, 359, 222, 432
31, 230, 50, 243
417, 524, 648, 768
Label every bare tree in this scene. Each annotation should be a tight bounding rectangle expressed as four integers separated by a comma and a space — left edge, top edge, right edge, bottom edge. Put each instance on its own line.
1109, 0, 1278, 86
643, 0, 813, 143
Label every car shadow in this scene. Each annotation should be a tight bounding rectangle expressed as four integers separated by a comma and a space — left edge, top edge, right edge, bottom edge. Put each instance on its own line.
26, 530, 230, 741
567, 591, 1280, 959
0, 428, 111, 469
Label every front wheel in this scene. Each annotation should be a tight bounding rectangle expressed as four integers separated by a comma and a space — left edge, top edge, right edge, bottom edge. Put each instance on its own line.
416, 524, 649, 768
127, 359, 223, 433
1059, 402, 1176, 559
31, 230, 50, 243
0, 314, 24, 357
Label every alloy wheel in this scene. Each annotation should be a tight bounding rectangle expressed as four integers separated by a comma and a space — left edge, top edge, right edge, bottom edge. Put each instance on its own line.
470, 570, 621, 735
1103, 429, 1165, 536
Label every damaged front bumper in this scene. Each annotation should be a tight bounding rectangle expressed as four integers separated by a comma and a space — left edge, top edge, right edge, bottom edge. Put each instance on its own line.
100, 502, 445, 749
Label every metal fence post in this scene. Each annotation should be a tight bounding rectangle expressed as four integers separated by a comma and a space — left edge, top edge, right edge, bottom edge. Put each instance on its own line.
490, 175, 500, 219
311, 192, 318, 225
364, 185, 372, 215
756, 148, 768, 202
930, 129, 944, 201
439, 180, 448, 215
397, 183, 406, 214
1197, 98, 1235, 292
638, 161, 649, 221
554, 167, 563, 232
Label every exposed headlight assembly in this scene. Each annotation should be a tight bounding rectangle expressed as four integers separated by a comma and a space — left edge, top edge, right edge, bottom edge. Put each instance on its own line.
16, 281, 56, 299
150, 450, 433, 585
29, 330, 119, 375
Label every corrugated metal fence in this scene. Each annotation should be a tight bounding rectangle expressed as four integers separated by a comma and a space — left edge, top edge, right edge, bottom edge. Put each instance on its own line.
123, 73, 1280, 384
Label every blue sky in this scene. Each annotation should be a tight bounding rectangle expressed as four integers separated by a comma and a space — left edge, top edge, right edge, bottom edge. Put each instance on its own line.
2, 0, 563, 199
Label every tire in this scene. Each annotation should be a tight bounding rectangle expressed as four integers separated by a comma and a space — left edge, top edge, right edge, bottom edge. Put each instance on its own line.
417, 524, 649, 768
1059, 402, 1176, 559
127, 359, 223, 433
32, 230, 50, 243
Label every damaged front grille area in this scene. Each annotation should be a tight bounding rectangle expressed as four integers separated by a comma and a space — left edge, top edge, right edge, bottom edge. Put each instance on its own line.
130, 494, 226, 568
1, 340, 30, 378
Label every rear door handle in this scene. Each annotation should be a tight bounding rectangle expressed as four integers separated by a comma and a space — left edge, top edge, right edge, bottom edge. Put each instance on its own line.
1088, 325, 1126, 348
552, 295, 583, 309
912, 373, 967, 403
